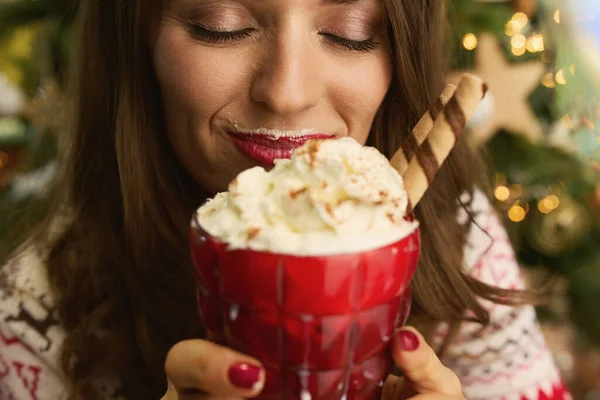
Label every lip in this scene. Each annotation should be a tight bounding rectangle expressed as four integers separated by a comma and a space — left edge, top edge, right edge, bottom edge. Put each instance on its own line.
228, 132, 335, 165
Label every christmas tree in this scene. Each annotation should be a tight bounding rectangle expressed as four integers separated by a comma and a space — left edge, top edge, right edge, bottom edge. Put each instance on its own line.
448, 0, 600, 396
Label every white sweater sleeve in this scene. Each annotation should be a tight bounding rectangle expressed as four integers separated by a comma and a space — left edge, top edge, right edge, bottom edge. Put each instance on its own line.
435, 190, 571, 400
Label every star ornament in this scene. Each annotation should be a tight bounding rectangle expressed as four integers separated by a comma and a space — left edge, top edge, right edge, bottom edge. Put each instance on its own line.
448, 33, 546, 148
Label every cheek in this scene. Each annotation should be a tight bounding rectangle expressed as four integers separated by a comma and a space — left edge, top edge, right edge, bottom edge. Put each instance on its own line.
153, 27, 243, 118
331, 53, 393, 144
151, 24, 256, 192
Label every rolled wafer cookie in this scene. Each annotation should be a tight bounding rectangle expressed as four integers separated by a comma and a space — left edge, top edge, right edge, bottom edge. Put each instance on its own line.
401, 73, 488, 212
390, 84, 457, 175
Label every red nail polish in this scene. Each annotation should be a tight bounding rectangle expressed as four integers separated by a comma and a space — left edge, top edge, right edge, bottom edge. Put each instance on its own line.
397, 330, 419, 351
228, 362, 262, 390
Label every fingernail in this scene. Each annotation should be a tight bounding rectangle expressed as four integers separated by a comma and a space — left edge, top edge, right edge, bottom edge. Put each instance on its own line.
397, 330, 419, 351
228, 362, 262, 390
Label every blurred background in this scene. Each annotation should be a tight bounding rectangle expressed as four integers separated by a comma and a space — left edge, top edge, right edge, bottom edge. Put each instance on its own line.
0, 0, 599, 397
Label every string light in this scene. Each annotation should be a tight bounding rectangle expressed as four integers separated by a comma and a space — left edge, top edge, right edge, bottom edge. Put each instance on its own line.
506, 12, 529, 36
554, 9, 561, 24
512, 47, 526, 56
542, 72, 556, 88
511, 34, 527, 48
538, 195, 560, 214
555, 69, 567, 85
508, 204, 527, 222
505, 21, 520, 36
511, 34, 527, 56
512, 12, 529, 27
527, 34, 545, 53
462, 33, 478, 50
538, 200, 552, 214
548, 195, 560, 208
495, 186, 511, 201
526, 38, 535, 53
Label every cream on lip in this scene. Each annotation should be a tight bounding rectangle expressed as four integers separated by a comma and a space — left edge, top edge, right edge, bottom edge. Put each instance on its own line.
232, 124, 325, 140
227, 124, 336, 165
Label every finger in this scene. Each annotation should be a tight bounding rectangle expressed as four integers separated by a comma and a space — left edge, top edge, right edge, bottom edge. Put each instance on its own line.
392, 376, 417, 400
381, 375, 399, 400
391, 327, 463, 397
165, 339, 265, 397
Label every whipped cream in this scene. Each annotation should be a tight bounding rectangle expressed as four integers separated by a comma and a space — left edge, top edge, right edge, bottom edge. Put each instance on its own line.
196, 137, 418, 255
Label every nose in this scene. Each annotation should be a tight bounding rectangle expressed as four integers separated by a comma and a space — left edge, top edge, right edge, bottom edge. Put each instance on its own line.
251, 31, 322, 116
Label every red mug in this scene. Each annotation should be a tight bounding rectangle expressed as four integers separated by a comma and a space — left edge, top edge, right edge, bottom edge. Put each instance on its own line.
190, 215, 420, 400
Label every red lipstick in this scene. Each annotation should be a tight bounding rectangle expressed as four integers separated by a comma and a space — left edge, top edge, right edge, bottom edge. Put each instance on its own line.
228, 132, 334, 165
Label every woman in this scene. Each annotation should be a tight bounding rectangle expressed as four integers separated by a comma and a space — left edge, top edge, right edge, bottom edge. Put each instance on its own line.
0, 0, 569, 399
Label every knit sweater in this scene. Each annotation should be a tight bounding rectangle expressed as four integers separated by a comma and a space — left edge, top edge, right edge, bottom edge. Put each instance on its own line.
0, 191, 571, 399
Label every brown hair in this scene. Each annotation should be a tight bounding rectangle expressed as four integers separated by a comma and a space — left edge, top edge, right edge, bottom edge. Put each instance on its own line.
18, 0, 529, 398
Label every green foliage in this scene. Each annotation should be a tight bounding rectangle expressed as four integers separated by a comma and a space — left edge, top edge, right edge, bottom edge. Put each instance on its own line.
0, 190, 50, 260
569, 261, 600, 347
449, 0, 515, 69
0, 1, 76, 259
450, 0, 513, 36
488, 132, 591, 190
487, 132, 600, 345
449, 0, 544, 69
0, 0, 77, 43
0, 0, 78, 88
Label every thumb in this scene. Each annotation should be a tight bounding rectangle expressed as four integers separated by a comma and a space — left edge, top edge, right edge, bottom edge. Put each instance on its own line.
390, 327, 463, 397
160, 378, 177, 400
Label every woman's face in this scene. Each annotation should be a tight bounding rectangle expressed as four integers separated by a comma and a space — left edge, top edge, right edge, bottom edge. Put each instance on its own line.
153, 0, 393, 194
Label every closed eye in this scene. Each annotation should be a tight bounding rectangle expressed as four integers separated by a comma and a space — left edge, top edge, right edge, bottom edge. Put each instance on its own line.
320, 33, 378, 52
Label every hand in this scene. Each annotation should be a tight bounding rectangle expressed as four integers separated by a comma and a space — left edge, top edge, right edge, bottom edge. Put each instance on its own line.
161, 339, 265, 400
381, 327, 465, 400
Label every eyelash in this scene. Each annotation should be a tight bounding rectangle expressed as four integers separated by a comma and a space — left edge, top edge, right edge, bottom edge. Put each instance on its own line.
321, 33, 377, 53
188, 25, 378, 53
189, 25, 254, 43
